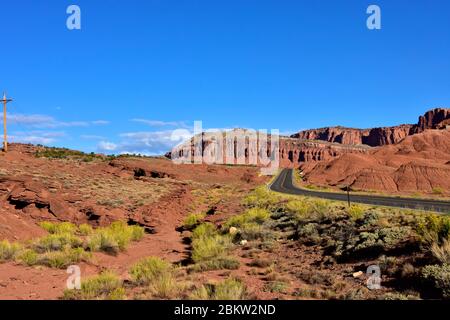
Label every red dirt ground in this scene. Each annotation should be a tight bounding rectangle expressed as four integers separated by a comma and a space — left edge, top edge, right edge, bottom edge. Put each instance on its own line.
0, 144, 268, 299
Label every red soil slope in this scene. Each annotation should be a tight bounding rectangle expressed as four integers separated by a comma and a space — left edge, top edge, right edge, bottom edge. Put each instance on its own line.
301, 129, 450, 195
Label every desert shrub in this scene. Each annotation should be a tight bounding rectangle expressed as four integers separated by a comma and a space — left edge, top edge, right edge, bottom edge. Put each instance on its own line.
129, 257, 173, 285
147, 273, 182, 299
263, 281, 288, 293
249, 258, 272, 268
39, 222, 77, 235
190, 257, 240, 272
35, 147, 102, 162
243, 186, 282, 210
297, 223, 321, 244
108, 221, 145, 243
190, 222, 234, 265
37, 247, 91, 269
191, 234, 231, 263
213, 278, 247, 300
234, 224, 277, 242
360, 211, 381, 226
347, 204, 365, 221
86, 221, 144, 254
183, 213, 206, 230
189, 285, 211, 300
416, 215, 450, 245
192, 223, 217, 239
309, 198, 331, 218
432, 187, 444, 195
285, 200, 311, 220
191, 278, 247, 300
341, 226, 412, 259
79, 224, 93, 236
0, 240, 22, 262
63, 271, 125, 300
33, 233, 83, 253
421, 264, 450, 299
223, 208, 270, 230
380, 292, 420, 300
17, 249, 39, 266
86, 231, 120, 254
431, 238, 450, 264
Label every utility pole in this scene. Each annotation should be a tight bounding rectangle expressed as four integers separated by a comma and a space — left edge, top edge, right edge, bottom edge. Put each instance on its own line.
1, 93, 13, 152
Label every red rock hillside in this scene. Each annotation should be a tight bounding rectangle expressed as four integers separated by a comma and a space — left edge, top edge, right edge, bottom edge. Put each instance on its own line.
291, 108, 450, 147
300, 129, 450, 195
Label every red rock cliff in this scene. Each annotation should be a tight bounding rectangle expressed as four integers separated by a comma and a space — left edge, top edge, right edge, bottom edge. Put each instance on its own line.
292, 108, 449, 147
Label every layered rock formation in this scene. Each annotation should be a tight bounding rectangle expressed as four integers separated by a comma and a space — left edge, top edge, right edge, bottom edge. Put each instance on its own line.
166, 108, 449, 171
292, 108, 450, 147
167, 130, 370, 169
301, 129, 450, 195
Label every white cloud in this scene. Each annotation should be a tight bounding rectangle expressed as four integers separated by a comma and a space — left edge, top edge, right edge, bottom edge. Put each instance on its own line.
91, 120, 110, 125
1, 113, 110, 129
97, 129, 193, 155
98, 141, 118, 151
9, 131, 66, 145
131, 119, 188, 128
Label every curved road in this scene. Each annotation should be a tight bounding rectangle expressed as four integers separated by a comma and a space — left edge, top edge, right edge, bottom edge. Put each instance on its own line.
269, 169, 450, 214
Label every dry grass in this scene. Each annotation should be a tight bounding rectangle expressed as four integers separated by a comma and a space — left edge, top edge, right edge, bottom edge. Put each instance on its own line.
431, 238, 450, 264
63, 271, 125, 300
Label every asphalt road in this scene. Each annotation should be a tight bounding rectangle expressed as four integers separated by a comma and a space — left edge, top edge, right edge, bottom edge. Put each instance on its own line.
269, 169, 450, 214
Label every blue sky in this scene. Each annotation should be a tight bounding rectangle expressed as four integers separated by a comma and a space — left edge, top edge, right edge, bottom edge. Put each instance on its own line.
1, 0, 450, 154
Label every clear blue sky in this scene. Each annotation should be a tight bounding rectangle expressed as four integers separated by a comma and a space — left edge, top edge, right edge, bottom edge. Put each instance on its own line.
1, 0, 450, 154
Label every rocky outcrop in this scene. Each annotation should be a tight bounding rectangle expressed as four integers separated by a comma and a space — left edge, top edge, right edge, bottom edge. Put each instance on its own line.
414, 108, 450, 133
292, 108, 450, 147
279, 138, 370, 168
166, 108, 449, 169
301, 130, 450, 195
167, 130, 371, 169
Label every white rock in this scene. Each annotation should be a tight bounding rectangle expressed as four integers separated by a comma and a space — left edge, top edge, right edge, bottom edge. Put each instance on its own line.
229, 227, 238, 235
353, 271, 364, 278
240, 240, 248, 246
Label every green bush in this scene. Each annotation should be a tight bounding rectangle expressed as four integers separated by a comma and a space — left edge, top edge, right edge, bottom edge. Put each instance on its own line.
213, 278, 247, 300
243, 186, 282, 210
192, 223, 217, 239
263, 281, 288, 293
431, 238, 450, 264
147, 273, 181, 299
192, 234, 231, 263
39, 221, 77, 235
183, 213, 206, 230
79, 224, 94, 236
129, 257, 173, 285
416, 215, 450, 245
223, 208, 270, 229
190, 278, 247, 300
190, 257, 240, 272
347, 204, 365, 221
63, 271, 125, 300
33, 233, 83, 253
86, 231, 120, 254
421, 264, 450, 299
285, 200, 311, 220
86, 221, 145, 254
38, 247, 91, 269
17, 249, 39, 266
0, 240, 22, 262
